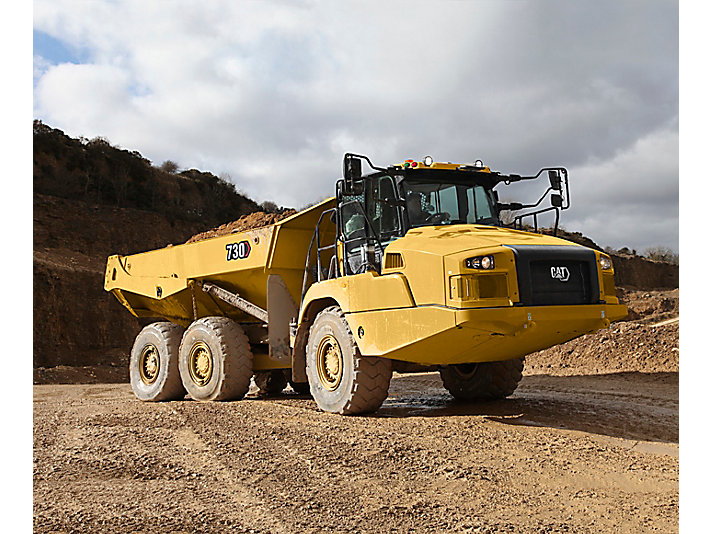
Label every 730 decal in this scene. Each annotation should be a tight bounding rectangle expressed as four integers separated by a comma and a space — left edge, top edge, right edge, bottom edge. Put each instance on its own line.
226, 241, 251, 261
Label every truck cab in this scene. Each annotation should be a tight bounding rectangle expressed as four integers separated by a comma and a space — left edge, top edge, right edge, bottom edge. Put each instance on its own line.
338, 159, 508, 276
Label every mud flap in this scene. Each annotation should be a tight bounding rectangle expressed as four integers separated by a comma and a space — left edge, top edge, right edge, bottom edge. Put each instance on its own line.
267, 274, 298, 365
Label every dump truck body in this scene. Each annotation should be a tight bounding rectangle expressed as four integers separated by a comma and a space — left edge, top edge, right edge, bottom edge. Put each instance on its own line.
106, 198, 336, 370
106, 154, 626, 414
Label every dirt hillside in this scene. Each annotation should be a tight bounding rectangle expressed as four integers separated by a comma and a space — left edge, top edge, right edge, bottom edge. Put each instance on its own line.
33, 122, 269, 371
550, 229, 678, 289
33, 193, 207, 369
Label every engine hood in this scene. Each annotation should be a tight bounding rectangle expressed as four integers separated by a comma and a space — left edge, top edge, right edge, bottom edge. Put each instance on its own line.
387, 224, 581, 257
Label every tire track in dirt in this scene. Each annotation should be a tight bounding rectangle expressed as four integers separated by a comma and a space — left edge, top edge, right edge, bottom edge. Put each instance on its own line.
165, 403, 293, 534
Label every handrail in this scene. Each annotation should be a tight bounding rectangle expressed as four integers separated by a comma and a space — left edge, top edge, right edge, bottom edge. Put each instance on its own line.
300, 208, 336, 307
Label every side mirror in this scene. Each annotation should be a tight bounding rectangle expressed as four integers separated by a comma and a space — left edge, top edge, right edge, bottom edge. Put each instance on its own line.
550, 193, 563, 207
548, 170, 562, 190
492, 190, 500, 203
343, 155, 362, 182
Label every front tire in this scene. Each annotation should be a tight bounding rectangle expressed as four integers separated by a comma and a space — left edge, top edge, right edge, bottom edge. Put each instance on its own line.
440, 358, 524, 401
129, 322, 186, 401
179, 317, 253, 401
306, 306, 391, 414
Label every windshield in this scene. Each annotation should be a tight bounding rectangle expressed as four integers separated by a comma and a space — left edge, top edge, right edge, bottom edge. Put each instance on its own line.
402, 180, 498, 228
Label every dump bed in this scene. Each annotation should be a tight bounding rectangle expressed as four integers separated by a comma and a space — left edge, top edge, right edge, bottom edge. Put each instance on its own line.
105, 198, 336, 327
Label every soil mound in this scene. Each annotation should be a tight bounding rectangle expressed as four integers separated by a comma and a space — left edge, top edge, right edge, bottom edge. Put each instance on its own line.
525, 288, 679, 375
525, 321, 678, 376
618, 288, 679, 323
185, 209, 297, 243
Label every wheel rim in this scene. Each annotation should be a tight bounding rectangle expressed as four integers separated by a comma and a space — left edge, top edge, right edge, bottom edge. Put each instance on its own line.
316, 334, 343, 391
138, 344, 160, 385
188, 341, 213, 386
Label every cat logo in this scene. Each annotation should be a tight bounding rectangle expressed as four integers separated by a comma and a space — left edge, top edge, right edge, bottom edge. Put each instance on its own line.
550, 266, 570, 282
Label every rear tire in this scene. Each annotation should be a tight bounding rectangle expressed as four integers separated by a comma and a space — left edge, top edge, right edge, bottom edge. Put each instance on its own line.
179, 317, 253, 401
306, 306, 391, 414
129, 322, 185, 402
440, 358, 524, 401
254, 370, 288, 396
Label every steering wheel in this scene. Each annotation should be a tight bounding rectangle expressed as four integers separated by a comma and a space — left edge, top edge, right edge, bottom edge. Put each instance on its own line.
425, 212, 450, 224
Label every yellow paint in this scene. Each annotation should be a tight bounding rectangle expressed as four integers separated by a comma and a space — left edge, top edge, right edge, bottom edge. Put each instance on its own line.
344, 303, 627, 364
105, 197, 337, 328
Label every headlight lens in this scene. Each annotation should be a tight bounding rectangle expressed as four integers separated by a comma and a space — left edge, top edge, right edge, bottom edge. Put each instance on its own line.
599, 254, 613, 271
465, 255, 495, 270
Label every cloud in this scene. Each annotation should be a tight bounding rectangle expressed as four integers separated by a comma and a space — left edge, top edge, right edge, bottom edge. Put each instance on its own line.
33, 0, 678, 250
564, 120, 679, 251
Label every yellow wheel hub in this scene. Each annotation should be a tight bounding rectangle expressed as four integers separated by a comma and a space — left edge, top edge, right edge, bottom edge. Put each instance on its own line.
188, 341, 213, 386
316, 334, 343, 391
139, 344, 160, 385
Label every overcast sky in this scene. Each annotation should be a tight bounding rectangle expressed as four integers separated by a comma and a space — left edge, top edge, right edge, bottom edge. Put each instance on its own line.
33, 0, 678, 252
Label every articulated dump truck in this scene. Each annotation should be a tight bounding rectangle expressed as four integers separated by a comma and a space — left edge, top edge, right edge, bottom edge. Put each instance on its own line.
105, 154, 627, 414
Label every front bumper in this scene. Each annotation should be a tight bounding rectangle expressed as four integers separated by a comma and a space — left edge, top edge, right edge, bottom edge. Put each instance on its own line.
346, 302, 628, 365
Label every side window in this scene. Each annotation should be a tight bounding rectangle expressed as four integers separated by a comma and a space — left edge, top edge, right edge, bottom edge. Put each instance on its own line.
374, 176, 400, 240
365, 175, 400, 242
342, 196, 366, 242
341, 191, 368, 275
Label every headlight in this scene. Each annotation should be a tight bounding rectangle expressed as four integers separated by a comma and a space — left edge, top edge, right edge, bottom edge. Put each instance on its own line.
599, 254, 613, 271
465, 255, 495, 270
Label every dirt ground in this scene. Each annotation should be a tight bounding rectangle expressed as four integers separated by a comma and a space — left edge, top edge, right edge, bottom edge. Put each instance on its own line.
33, 368, 678, 534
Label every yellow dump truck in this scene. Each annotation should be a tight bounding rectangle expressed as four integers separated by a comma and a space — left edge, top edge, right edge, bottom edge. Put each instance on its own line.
105, 154, 626, 414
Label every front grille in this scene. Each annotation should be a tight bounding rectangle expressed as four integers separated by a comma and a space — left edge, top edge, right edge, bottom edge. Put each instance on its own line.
508, 245, 600, 306
529, 260, 591, 305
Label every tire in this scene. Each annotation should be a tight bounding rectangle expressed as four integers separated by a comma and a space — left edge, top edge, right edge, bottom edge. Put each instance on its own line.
178, 317, 253, 401
306, 306, 392, 414
129, 322, 186, 402
439, 358, 524, 401
254, 370, 288, 396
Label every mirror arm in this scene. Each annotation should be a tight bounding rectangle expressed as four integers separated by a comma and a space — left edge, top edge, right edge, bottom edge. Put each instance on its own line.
344, 153, 387, 173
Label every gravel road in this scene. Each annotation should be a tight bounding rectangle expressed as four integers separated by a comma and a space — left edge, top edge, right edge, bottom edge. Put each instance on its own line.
33, 371, 678, 533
